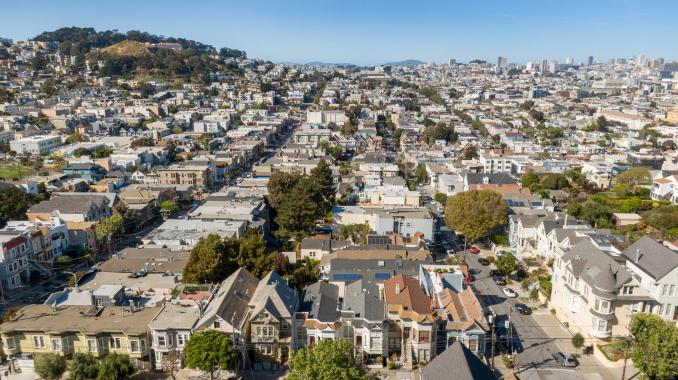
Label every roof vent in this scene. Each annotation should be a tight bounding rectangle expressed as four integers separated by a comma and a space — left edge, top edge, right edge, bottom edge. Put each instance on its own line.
635, 248, 641, 263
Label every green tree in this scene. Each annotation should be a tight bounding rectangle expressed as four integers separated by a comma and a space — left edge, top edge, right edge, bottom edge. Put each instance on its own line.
0, 186, 35, 227
521, 171, 541, 192
183, 234, 236, 283
93, 147, 113, 158
540, 173, 570, 190
35, 353, 67, 380
495, 253, 519, 277
66, 133, 90, 144
235, 230, 271, 278
184, 330, 237, 380
160, 200, 179, 218
415, 163, 429, 184
267, 171, 301, 210
275, 178, 321, 241
288, 339, 366, 380
69, 353, 99, 380
630, 313, 678, 380
95, 213, 124, 254
444, 190, 508, 241
434, 192, 448, 205
615, 167, 651, 188
338, 223, 371, 244
73, 147, 92, 157
97, 353, 134, 380
310, 159, 335, 215
571, 333, 585, 356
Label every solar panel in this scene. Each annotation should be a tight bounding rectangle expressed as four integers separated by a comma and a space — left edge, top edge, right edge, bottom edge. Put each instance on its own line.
374, 272, 391, 281
332, 273, 362, 282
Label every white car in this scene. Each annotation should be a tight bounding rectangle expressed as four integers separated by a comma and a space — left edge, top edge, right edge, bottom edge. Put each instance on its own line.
503, 287, 518, 298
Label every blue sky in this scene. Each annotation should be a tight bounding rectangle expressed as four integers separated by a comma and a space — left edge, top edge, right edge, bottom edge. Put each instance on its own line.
1, 0, 676, 65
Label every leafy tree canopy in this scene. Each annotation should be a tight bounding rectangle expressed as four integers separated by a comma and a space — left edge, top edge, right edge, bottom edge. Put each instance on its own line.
445, 190, 508, 241
630, 313, 678, 379
288, 339, 366, 380
35, 353, 67, 380
97, 353, 134, 380
184, 330, 237, 380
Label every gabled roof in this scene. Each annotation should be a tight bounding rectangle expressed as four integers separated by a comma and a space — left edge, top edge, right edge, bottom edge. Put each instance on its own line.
421, 341, 494, 380
563, 240, 632, 297
299, 281, 340, 323
343, 279, 385, 322
623, 236, 678, 280
249, 271, 297, 322
383, 275, 432, 320
196, 268, 259, 330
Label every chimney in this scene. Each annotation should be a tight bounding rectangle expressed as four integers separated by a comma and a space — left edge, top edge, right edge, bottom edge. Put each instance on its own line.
635, 248, 641, 263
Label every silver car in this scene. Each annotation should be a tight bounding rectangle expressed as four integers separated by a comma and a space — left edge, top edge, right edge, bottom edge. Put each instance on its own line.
553, 352, 578, 367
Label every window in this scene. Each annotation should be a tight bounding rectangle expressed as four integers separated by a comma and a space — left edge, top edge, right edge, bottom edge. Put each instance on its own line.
130, 340, 139, 352
5, 337, 15, 350
622, 286, 634, 295
662, 284, 669, 296
468, 339, 478, 352
140, 339, 146, 352
418, 331, 430, 343
178, 334, 188, 346
213, 321, 221, 329
281, 321, 288, 329
33, 336, 46, 348
665, 304, 673, 318
594, 298, 611, 314
87, 339, 97, 352
157, 335, 166, 347
256, 327, 261, 335
110, 337, 121, 349
593, 318, 608, 333
670, 285, 676, 297
51, 338, 62, 351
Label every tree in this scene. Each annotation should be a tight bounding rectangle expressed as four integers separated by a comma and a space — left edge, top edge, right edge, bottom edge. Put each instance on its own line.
93, 146, 113, 158
0, 186, 35, 227
571, 333, 585, 356
95, 214, 124, 242
97, 353, 134, 380
267, 171, 301, 210
310, 159, 335, 215
495, 253, 519, 277
35, 353, 67, 380
615, 167, 651, 188
540, 173, 570, 190
445, 190, 508, 241
338, 223, 371, 244
434, 192, 448, 205
183, 234, 236, 283
160, 200, 179, 218
66, 133, 89, 144
629, 313, 678, 380
288, 339, 366, 380
414, 163, 429, 184
521, 172, 541, 191
161, 349, 182, 380
275, 179, 321, 241
73, 147, 92, 157
235, 230, 271, 278
184, 330, 237, 380
69, 353, 99, 380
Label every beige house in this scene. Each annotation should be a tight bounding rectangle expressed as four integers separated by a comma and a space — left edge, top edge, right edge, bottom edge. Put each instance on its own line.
0, 304, 157, 366
157, 165, 211, 188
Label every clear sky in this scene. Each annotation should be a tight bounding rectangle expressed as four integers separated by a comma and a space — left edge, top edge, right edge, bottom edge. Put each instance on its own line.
1, 0, 676, 65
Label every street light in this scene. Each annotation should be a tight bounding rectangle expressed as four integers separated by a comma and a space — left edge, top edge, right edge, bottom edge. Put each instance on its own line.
621, 332, 634, 380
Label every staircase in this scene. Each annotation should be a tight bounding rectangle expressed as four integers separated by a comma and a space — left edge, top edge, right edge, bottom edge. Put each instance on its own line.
401, 339, 413, 370
30, 259, 52, 279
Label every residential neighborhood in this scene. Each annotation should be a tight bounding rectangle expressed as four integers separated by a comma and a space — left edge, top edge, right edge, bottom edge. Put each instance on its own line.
0, 6, 677, 380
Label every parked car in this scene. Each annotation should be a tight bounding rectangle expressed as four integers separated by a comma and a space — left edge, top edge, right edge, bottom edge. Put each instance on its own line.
468, 246, 480, 254
465, 275, 476, 283
478, 258, 490, 266
510, 268, 527, 281
553, 352, 578, 367
489, 269, 501, 277
514, 303, 531, 315
502, 287, 518, 298
494, 276, 507, 286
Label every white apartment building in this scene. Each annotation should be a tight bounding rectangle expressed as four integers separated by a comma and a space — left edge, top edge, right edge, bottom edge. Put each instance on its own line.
10, 135, 62, 155
650, 174, 678, 204
306, 110, 348, 126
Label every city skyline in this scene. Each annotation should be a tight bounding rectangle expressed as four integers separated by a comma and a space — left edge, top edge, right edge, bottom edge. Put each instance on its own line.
1, 0, 677, 65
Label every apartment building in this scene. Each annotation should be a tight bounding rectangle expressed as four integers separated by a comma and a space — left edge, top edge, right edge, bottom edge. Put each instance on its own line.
0, 304, 156, 366
10, 135, 62, 155
551, 240, 634, 340
0, 233, 31, 289
650, 174, 678, 204
157, 164, 211, 188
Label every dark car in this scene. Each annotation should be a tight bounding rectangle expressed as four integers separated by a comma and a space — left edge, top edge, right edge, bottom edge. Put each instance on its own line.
489, 269, 501, 277
514, 303, 531, 315
494, 276, 507, 286
478, 258, 490, 266
553, 352, 578, 367
510, 268, 527, 282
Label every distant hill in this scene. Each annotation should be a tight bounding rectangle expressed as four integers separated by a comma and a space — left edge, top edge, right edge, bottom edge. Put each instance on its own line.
101, 40, 151, 57
383, 59, 425, 67
304, 61, 357, 67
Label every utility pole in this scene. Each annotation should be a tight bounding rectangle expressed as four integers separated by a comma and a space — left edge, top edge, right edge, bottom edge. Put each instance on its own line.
508, 304, 514, 368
